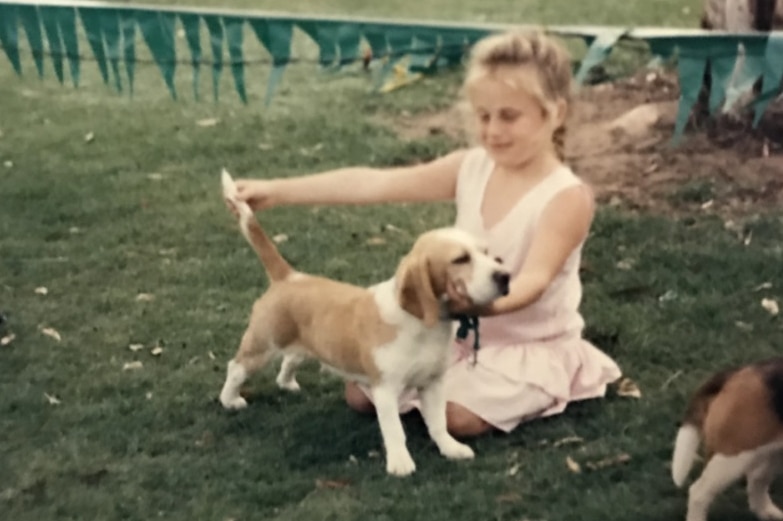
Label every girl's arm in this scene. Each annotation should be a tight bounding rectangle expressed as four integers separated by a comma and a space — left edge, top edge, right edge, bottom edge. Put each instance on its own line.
449, 183, 595, 317
234, 149, 468, 210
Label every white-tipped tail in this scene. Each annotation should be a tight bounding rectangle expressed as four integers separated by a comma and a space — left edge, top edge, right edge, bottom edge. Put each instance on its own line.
221, 168, 253, 222
671, 423, 701, 487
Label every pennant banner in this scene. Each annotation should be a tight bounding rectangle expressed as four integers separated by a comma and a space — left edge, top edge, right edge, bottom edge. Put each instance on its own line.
0, 0, 782, 143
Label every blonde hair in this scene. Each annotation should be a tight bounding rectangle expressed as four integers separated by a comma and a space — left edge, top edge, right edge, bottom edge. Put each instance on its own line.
462, 29, 574, 160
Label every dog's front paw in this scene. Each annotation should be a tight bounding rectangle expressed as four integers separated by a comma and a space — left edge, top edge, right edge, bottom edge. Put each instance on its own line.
220, 395, 248, 410
276, 377, 301, 392
439, 438, 475, 460
753, 502, 783, 520
386, 450, 416, 477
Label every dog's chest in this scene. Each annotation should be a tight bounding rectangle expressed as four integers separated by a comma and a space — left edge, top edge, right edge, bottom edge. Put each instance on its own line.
374, 325, 452, 386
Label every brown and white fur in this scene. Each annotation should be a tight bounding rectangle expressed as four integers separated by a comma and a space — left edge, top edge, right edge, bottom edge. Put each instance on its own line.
672, 358, 783, 521
218, 169, 510, 477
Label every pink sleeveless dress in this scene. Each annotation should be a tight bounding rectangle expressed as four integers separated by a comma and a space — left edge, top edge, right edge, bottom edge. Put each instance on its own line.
363, 147, 623, 432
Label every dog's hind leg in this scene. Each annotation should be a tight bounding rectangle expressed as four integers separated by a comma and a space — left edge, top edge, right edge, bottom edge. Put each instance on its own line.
275, 352, 305, 392
686, 452, 755, 521
747, 452, 783, 520
219, 328, 275, 410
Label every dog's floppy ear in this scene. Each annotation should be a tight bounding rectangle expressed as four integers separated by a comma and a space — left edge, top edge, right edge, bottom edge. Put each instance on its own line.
396, 254, 441, 327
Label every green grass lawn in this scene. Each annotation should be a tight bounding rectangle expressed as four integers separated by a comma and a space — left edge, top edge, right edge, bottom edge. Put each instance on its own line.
2, 1, 782, 520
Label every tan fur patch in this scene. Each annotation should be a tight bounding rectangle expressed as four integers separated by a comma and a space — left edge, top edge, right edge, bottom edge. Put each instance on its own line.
696, 366, 783, 457
236, 276, 396, 384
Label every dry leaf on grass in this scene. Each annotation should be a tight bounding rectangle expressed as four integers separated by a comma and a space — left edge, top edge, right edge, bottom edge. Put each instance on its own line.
273, 234, 288, 244
507, 463, 521, 476
4, 160, 13, 168
1, 333, 15, 346
123, 361, 143, 371
69, 226, 80, 234
208, 351, 216, 360
151, 347, 163, 356
615, 259, 633, 271
34, 287, 48, 295
136, 293, 155, 302
129, 343, 145, 352
366, 237, 386, 245
617, 377, 642, 398
196, 118, 219, 127
566, 456, 581, 473
315, 479, 350, 489
495, 492, 522, 503
553, 436, 584, 447
761, 298, 779, 316
755, 282, 773, 291
147, 173, 164, 181
735, 321, 754, 332
348, 455, 358, 465
84, 131, 95, 143
41, 327, 61, 342
585, 453, 631, 470
44, 392, 61, 405
258, 142, 273, 151
367, 450, 380, 459
146, 392, 153, 400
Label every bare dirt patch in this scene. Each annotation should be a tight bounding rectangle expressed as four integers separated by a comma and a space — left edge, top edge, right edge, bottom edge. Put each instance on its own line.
383, 70, 783, 219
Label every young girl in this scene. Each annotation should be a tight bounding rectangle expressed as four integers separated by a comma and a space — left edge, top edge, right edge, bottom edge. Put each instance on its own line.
230, 29, 622, 438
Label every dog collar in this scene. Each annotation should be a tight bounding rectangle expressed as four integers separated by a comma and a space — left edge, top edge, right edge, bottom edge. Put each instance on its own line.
454, 314, 480, 365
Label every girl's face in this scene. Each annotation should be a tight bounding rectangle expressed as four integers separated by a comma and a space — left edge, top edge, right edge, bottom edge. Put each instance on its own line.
466, 66, 564, 170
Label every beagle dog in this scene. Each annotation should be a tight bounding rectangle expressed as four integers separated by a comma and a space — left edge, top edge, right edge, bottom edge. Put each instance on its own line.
672, 357, 783, 521
218, 170, 510, 477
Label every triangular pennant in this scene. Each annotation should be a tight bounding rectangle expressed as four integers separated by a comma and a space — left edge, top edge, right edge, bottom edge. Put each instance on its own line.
721, 38, 765, 112
438, 29, 467, 66
574, 28, 627, 85
55, 6, 79, 87
408, 33, 438, 73
361, 27, 388, 64
336, 23, 361, 65
298, 20, 339, 68
78, 8, 110, 85
0, 4, 22, 74
39, 6, 65, 83
753, 33, 783, 126
707, 53, 741, 114
136, 10, 178, 99
119, 10, 137, 95
223, 16, 247, 103
18, 5, 45, 78
179, 13, 202, 100
672, 52, 708, 144
203, 15, 224, 102
248, 19, 292, 105
100, 9, 123, 92
373, 26, 414, 89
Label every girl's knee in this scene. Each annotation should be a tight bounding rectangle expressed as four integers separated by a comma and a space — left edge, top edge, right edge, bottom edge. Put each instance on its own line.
446, 402, 492, 438
344, 382, 375, 414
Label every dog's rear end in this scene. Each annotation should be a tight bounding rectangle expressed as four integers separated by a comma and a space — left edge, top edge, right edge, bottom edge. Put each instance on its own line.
672, 358, 783, 521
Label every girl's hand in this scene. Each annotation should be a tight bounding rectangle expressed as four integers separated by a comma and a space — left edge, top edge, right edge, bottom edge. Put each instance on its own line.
233, 179, 280, 211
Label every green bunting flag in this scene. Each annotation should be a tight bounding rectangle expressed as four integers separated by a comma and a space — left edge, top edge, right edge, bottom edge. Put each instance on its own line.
1, 0, 781, 143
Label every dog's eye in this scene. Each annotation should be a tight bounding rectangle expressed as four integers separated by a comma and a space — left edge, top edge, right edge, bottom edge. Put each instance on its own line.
452, 253, 471, 264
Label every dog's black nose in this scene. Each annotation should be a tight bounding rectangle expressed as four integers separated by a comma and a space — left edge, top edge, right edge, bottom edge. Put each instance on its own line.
493, 271, 510, 295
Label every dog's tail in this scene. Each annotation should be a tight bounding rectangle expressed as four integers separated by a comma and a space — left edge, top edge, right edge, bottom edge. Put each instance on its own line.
221, 169, 294, 282
671, 368, 735, 487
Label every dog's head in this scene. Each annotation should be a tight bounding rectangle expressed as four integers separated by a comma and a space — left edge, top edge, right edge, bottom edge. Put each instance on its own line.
395, 228, 510, 326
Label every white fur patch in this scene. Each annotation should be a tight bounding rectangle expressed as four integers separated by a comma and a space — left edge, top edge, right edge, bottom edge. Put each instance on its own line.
672, 424, 701, 487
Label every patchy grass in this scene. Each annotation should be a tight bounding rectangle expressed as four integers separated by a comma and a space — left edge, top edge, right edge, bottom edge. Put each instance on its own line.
1, 1, 782, 520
